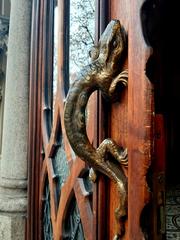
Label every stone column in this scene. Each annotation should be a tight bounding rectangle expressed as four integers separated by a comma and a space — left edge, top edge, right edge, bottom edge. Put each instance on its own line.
0, 0, 32, 239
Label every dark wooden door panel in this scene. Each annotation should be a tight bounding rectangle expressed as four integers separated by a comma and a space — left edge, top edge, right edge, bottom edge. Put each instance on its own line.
128, 1, 154, 239
28, 0, 158, 239
109, 0, 154, 239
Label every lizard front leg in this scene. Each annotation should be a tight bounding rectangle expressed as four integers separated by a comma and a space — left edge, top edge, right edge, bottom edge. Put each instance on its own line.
89, 70, 128, 183
108, 69, 128, 98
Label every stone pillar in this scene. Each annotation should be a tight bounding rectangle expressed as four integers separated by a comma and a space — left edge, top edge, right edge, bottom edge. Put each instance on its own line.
0, 0, 32, 239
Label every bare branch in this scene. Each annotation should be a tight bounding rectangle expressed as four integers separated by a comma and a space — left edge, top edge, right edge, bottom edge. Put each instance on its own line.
81, 25, 94, 44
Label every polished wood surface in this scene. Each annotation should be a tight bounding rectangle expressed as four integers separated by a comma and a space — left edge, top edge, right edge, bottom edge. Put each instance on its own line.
110, 0, 153, 239
109, 1, 128, 239
27, 0, 43, 239
128, 1, 153, 239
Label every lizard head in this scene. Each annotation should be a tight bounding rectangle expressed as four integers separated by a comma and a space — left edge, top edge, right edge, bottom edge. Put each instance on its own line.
94, 20, 126, 71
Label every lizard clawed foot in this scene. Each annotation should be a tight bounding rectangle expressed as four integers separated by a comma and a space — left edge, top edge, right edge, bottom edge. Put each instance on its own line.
89, 168, 97, 182
108, 69, 128, 98
113, 217, 125, 240
113, 234, 120, 240
117, 148, 128, 167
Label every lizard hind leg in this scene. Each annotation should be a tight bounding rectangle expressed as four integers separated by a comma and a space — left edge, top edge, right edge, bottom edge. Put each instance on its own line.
96, 138, 128, 238
89, 139, 128, 183
96, 138, 128, 167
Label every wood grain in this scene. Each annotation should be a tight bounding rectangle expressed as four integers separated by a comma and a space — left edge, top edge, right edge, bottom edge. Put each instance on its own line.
128, 1, 153, 239
109, 0, 129, 238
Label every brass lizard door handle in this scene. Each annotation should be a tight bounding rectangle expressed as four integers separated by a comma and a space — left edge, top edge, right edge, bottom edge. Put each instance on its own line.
64, 20, 128, 239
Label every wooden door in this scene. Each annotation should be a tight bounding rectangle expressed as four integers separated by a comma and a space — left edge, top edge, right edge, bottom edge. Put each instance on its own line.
27, 0, 161, 240
100, 1, 154, 239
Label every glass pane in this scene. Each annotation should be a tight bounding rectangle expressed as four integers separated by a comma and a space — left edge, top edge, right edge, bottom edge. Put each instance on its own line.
63, 197, 85, 240
52, 140, 69, 205
42, 178, 54, 240
69, 0, 95, 83
53, 1, 58, 113
0, 16, 9, 154
83, 172, 93, 194
83, 172, 93, 210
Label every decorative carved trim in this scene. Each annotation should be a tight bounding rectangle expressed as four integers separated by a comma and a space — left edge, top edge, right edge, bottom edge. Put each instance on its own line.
0, 193, 27, 213
0, 177, 27, 189
0, 16, 9, 53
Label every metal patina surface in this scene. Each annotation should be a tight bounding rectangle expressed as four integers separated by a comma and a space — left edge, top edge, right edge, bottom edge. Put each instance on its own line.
64, 20, 128, 238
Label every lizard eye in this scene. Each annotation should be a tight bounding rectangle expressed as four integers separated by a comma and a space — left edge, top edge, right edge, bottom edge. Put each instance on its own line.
112, 40, 118, 48
89, 46, 99, 60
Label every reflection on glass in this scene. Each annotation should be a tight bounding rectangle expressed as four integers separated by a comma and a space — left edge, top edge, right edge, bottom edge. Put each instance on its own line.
53, 4, 58, 110
69, 0, 95, 83
42, 178, 53, 240
52, 140, 69, 206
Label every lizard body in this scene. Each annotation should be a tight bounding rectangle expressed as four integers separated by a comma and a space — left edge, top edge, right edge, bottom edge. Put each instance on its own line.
64, 20, 128, 238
